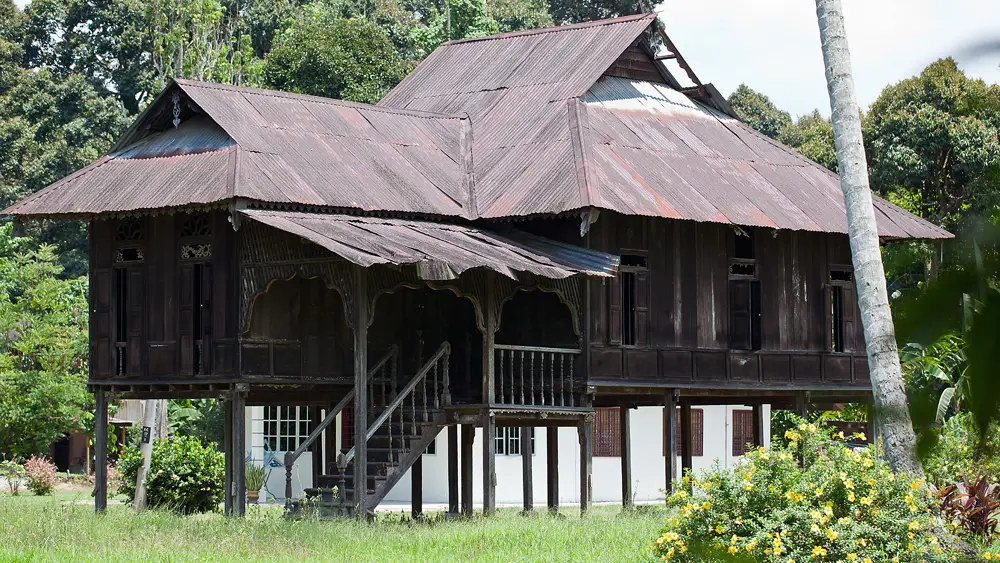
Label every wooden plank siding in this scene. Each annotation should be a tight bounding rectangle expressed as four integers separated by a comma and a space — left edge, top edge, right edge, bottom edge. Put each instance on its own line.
587, 212, 869, 391
89, 211, 238, 383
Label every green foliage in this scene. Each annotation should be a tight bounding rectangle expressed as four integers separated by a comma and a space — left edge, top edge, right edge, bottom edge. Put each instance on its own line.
168, 399, 224, 447
901, 333, 967, 423
778, 110, 837, 172
488, 0, 551, 33
922, 412, 1000, 488
865, 58, 1000, 232
23, 455, 58, 495
728, 84, 793, 140
0, 0, 24, 91
409, 0, 497, 56
653, 421, 950, 562
264, 11, 405, 103
546, 0, 634, 25
0, 456, 25, 495
0, 224, 90, 458
245, 461, 266, 492
117, 436, 224, 514
938, 473, 1000, 540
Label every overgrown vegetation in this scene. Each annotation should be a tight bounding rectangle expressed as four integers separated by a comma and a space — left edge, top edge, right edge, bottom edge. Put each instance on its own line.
0, 497, 660, 562
653, 421, 950, 562
23, 455, 58, 495
117, 436, 224, 514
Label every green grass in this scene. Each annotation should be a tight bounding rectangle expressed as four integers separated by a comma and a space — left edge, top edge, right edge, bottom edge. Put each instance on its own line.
0, 493, 665, 562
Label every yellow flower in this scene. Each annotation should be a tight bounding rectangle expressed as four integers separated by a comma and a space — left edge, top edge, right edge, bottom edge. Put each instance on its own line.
811, 545, 827, 558
854, 432, 866, 440
715, 524, 724, 534
815, 487, 824, 497
910, 479, 924, 490
728, 546, 739, 555
908, 521, 920, 531
810, 523, 821, 533
863, 558, 872, 563
844, 478, 854, 489
826, 529, 838, 540
848, 491, 856, 502
836, 431, 845, 439
860, 496, 873, 506
847, 554, 857, 561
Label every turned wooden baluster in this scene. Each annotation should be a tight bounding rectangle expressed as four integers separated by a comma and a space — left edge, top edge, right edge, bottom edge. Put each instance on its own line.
568, 356, 575, 407
442, 352, 451, 405
519, 351, 525, 406
529, 351, 535, 406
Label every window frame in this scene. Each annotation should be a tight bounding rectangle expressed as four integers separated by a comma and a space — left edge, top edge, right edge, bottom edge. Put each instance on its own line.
495, 426, 535, 456
263, 405, 312, 452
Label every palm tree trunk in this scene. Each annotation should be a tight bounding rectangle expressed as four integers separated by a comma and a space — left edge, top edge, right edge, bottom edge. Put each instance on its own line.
814, 0, 923, 476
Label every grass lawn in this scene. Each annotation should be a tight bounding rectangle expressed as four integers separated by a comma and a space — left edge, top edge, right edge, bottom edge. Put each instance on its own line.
0, 492, 665, 562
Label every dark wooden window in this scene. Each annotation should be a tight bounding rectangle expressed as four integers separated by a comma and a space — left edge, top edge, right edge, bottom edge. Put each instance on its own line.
732, 409, 755, 456
609, 254, 648, 346
340, 407, 354, 451
594, 407, 621, 457
663, 408, 704, 457
179, 214, 213, 376
729, 230, 761, 351
113, 268, 128, 376
827, 268, 855, 353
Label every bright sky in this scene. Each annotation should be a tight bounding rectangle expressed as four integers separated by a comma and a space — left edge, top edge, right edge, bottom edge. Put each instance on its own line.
12, 0, 1000, 117
656, 0, 1000, 117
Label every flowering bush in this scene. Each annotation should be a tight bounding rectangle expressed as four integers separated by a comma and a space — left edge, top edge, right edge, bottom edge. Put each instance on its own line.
923, 412, 1000, 487
117, 436, 224, 514
24, 456, 58, 495
651, 421, 951, 562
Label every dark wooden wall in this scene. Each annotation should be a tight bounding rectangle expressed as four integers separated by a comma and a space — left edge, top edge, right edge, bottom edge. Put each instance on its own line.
586, 213, 869, 390
89, 210, 237, 383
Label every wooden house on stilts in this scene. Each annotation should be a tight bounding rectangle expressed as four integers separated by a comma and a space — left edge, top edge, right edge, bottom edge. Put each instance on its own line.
3, 13, 950, 517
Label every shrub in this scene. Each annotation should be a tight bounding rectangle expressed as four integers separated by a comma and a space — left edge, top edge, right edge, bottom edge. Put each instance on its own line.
938, 474, 1000, 540
117, 436, 224, 514
924, 412, 1000, 487
24, 456, 58, 495
651, 420, 950, 562
1, 456, 25, 495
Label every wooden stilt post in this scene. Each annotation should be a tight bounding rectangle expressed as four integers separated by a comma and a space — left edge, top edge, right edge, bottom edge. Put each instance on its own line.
620, 406, 632, 509
752, 404, 765, 448
795, 392, 809, 419
223, 398, 233, 517
680, 399, 693, 488
578, 418, 593, 516
460, 424, 474, 517
233, 385, 247, 516
311, 406, 322, 486
94, 388, 108, 514
664, 389, 678, 494
521, 426, 533, 513
482, 414, 496, 516
411, 456, 423, 519
448, 425, 459, 515
546, 426, 559, 514
481, 279, 497, 516
353, 266, 370, 516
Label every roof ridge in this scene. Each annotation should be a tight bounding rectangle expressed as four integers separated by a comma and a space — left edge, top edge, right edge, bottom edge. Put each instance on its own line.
174, 79, 468, 121
443, 13, 655, 45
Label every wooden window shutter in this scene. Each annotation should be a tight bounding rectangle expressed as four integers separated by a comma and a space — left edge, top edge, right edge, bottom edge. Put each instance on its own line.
664, 408, 704, 457
824, 285, 834, 352
594, 407, 621, 457
200, 264, 214, 372
608, 275, 623, 345
729, 280, 752, 350
634, 271, 649, 345
842, 285, 856, 353
178, 264, 194, 376
732, 409, 754, 456
126, 269, 144, 376
91, 268, 113, 377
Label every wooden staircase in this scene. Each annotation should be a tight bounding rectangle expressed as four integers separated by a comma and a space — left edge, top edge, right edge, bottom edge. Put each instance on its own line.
286, 342, 451, 518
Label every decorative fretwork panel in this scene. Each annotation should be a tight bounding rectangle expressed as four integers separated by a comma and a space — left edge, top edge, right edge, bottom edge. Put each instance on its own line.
180, 214, 212, 238
114, 219, 144, 241
180, 243, 212, 260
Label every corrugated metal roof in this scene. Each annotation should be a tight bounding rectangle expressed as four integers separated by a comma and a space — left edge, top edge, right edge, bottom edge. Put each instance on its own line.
240, 210, 619, 280
3, 14, 950, 241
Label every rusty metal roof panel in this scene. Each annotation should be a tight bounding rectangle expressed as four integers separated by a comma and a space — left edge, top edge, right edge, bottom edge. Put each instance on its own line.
3, 149, 232, 216
240, 210, 618, 279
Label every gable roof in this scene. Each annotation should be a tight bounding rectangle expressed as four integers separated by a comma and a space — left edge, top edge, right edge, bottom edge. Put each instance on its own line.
3, 15, 951, 240
4, 79, 470, 218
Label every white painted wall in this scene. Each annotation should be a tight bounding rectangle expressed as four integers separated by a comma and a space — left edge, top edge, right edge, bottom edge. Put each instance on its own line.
245, 404, 770, 505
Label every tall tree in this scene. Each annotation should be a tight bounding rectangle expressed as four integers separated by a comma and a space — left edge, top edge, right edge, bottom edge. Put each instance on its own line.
865, 59, 1000, 233
727, 84, 793, 140
0, 224, 90, 458
0, 0, 24, 91
778, 110, 837, 172
263, 11, 406, 103
814, 0, 922, 476
546, 0, 634, 25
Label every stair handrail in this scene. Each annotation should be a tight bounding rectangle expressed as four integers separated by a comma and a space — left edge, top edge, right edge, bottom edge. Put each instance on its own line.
283, 345, 398, 508
340, 341, 451, 468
